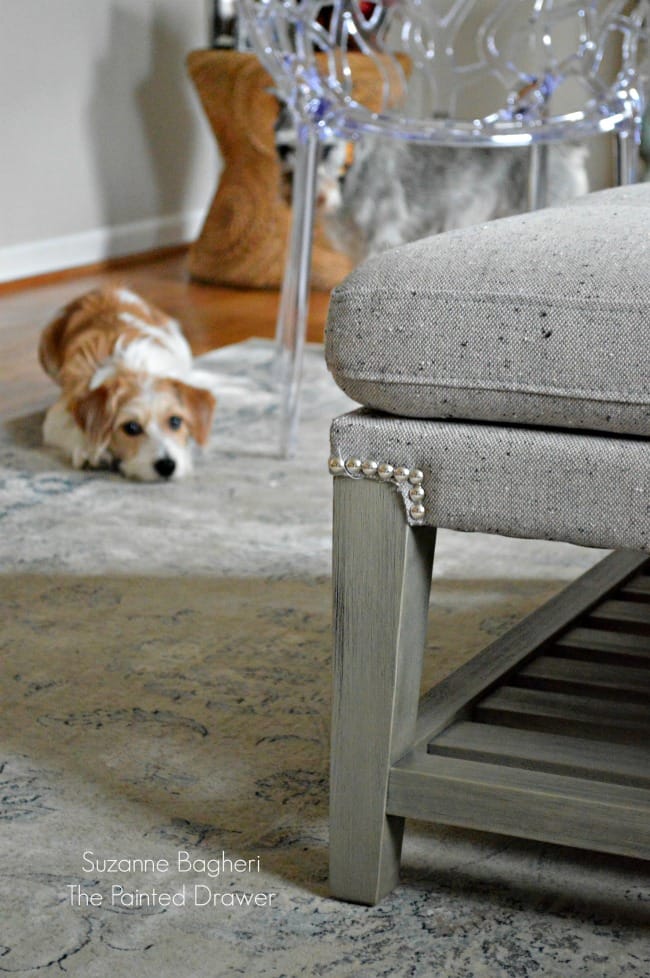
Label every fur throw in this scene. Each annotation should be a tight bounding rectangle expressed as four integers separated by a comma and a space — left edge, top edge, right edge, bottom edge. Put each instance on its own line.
327, 141, 589, 261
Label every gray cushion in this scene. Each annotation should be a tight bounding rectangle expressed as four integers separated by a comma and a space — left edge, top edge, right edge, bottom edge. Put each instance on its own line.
330, 410, 649, 552
326, 183, 650, 436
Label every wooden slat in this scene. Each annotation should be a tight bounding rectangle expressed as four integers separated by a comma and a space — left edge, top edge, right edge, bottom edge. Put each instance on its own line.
428, 721, 650, 788
620, 574, 650, 599
553, 626, 650, 666
513, 655, 650, 700
388, 750, 650, 860
588, 599, 650, 629
475, 686, 650, 743
413, 551, 648, 748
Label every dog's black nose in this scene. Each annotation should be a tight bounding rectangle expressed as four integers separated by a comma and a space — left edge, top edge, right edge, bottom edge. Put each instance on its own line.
154, 457, 176, 479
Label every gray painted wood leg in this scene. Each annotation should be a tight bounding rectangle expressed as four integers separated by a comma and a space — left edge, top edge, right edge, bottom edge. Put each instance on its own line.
329, 477, 436, 904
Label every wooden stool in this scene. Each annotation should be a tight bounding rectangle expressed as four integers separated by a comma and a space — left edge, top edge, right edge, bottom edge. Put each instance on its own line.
186, 50, 352, 291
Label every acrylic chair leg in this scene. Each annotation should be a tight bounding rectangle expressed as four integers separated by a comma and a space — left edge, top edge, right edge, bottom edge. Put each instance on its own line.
329, 477, 437, 905
615, 126, 639, 185
527, 142, 549, 211
275, 128, 321, 458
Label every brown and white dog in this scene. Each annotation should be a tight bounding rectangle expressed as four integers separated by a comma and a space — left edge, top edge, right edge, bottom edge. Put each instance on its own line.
39, 287, 217, 481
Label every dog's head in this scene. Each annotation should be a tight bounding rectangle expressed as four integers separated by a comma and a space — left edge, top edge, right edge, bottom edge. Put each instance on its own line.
72, 371, 216, 481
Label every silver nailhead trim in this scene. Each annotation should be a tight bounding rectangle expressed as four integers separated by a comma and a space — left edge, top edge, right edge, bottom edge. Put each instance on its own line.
328, 455, 426, 522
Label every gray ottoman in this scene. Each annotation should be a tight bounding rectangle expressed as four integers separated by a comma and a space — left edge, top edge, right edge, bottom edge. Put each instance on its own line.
325, 184, 650, 905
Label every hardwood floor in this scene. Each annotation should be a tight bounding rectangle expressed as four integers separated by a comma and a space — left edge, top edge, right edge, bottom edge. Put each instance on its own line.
0, 248, 331, 420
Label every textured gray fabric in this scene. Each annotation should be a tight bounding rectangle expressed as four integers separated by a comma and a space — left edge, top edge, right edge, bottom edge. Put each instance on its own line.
330, 410, 649, 552
326, 184, 650, 436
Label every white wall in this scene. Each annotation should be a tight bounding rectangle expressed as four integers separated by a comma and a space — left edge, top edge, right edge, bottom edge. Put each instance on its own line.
0, 0, 219, 283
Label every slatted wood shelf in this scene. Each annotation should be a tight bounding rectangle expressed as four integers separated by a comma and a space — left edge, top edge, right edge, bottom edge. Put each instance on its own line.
387, 552, 650, 859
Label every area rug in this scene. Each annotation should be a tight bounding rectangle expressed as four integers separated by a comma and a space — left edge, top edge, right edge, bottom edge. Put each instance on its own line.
1, 342, 647, 977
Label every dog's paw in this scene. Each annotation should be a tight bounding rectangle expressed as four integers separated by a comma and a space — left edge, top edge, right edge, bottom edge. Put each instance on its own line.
71, 446, 91, 469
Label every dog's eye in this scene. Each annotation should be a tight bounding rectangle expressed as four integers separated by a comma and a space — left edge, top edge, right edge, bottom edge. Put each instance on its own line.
168, 416, 183, 431
122, 420, 143, 437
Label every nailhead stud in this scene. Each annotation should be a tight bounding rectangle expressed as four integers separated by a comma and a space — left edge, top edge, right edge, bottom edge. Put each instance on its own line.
328, 454, 426, 521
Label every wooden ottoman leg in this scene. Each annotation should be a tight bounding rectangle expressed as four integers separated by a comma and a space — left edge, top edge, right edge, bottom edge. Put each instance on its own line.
329, 477, 436, 904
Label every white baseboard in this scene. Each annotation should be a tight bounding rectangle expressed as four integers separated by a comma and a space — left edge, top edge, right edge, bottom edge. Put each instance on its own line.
0, 210, 206, 285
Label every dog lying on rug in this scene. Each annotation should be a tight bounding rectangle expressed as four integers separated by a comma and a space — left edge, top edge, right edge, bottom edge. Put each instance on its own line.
327, 141, 589, 261
39, 287, 216, 481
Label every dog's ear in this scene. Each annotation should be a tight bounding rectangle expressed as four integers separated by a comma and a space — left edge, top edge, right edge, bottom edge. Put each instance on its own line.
38, 291, 103, 382
173, 381, 216, 446
38, 303, 77, 381
72, 385, 114, 452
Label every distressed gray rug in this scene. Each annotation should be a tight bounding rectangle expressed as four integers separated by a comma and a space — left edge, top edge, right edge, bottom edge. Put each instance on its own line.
1, 341, 647, 977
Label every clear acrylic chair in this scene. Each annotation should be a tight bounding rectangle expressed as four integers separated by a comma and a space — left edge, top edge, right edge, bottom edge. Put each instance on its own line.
241, 0, 649, 456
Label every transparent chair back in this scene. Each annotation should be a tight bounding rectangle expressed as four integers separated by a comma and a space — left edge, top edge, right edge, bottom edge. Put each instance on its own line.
241, 0, 649, 455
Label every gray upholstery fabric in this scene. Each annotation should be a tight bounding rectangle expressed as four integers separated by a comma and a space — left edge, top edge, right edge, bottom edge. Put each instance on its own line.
330, 410, 649, 552
326, 184, 650, 436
